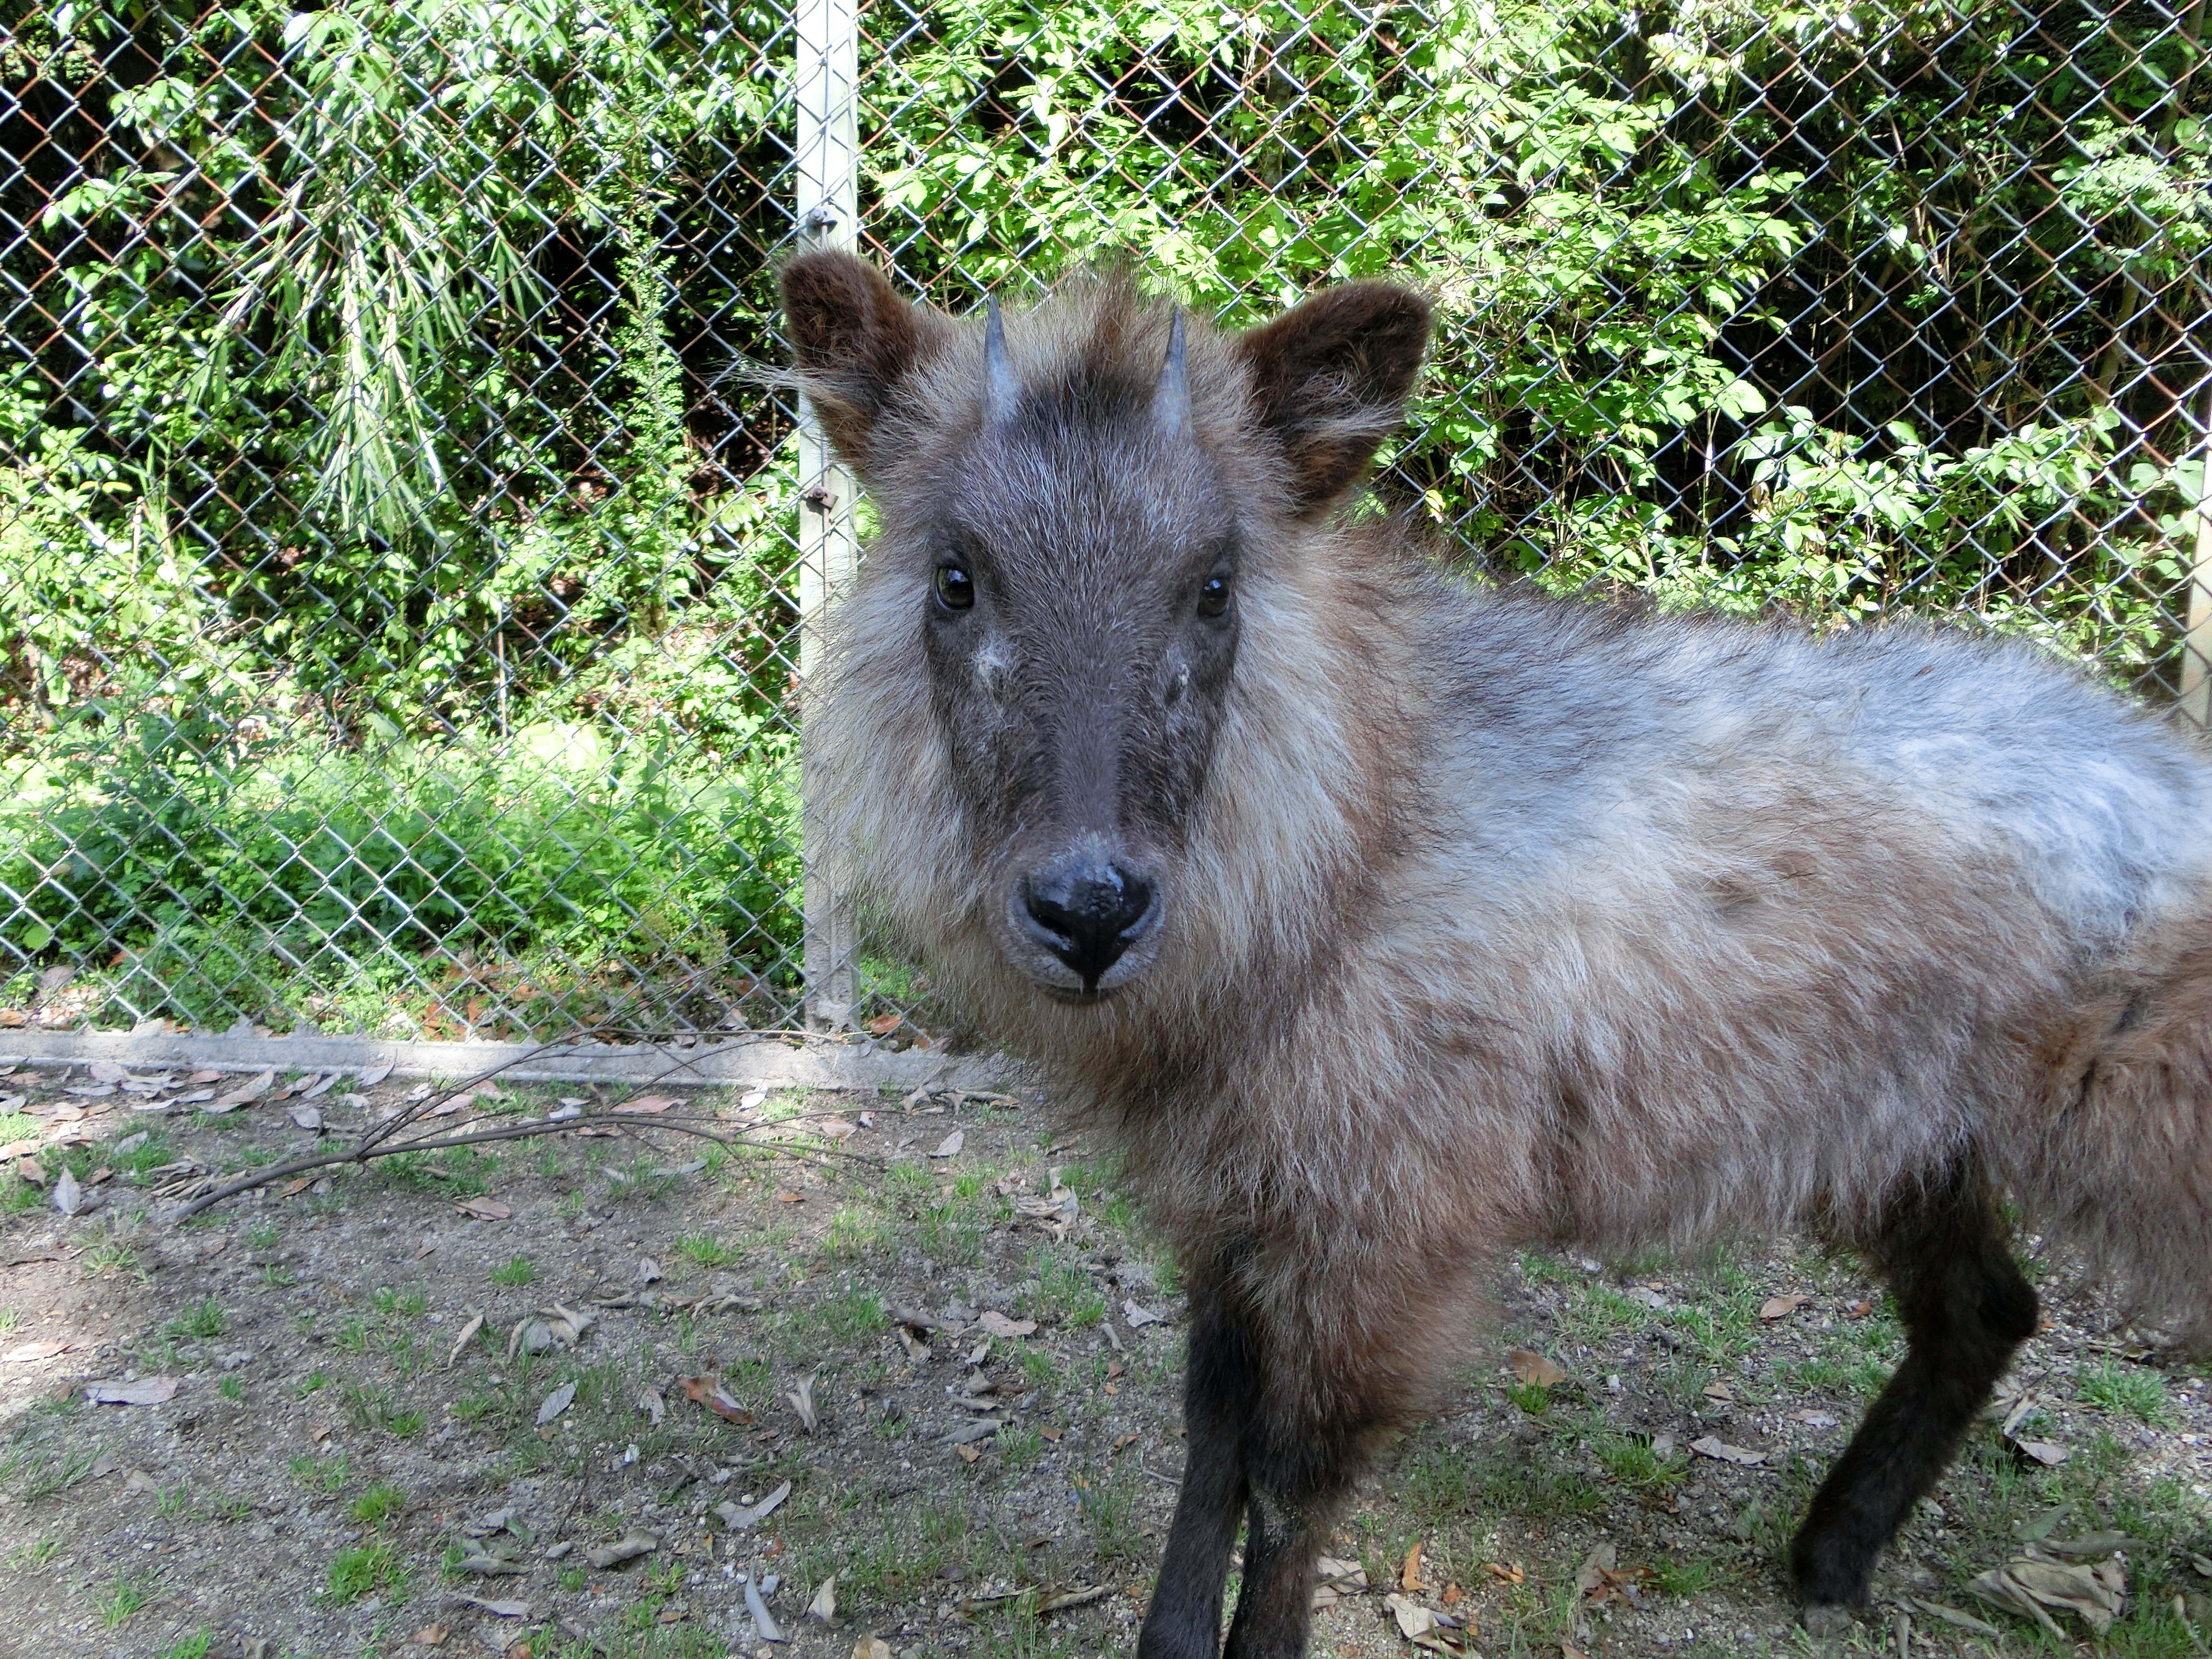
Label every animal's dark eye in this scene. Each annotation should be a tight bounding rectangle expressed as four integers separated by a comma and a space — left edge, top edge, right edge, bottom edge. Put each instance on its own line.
1197, 572, 1232, 618
934, 563, 975, 612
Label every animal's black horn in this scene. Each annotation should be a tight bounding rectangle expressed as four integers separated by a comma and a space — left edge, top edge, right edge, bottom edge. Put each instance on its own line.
1154, 306, 1191, 442
984, 296, 1018, 427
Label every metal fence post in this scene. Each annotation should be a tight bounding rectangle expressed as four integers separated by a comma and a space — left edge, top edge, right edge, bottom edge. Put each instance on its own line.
2179, 384, 2212, 731
795, 0, 861, 1030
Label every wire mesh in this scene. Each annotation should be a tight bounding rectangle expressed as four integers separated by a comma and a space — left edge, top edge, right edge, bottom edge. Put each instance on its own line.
3, 0, 2209, 1045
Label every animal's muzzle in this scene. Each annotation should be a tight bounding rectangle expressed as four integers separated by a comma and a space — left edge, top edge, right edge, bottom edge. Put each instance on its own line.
1020, 859, 1156, 993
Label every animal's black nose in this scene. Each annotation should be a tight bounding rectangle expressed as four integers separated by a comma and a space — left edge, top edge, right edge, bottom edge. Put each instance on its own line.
1022, 863, 1155, 991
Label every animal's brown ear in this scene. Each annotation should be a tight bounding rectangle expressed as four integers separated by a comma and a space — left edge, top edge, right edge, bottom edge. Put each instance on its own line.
781, 251, 944, 466
1235, 281, 1432, 518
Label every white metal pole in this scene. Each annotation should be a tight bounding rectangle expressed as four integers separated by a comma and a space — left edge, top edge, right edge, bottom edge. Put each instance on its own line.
2178, 380, 2212, 729
794, 0, 861, 1029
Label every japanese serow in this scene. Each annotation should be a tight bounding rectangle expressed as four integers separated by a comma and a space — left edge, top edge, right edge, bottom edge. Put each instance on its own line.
781, 249, 2212, 1658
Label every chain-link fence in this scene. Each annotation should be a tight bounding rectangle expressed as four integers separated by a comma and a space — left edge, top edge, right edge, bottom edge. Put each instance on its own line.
4, 0, 2209, 1046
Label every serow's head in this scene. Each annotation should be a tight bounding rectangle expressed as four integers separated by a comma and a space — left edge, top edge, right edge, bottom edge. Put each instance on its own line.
782, 254, 1430, 1002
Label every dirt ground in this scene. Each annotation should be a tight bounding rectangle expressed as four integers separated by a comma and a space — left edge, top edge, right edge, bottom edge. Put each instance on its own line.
1, 1058, 2209, 1659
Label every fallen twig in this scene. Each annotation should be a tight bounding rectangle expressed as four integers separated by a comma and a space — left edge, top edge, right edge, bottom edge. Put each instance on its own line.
167, 1106, 876, 1221
161, 1009, 882, 1222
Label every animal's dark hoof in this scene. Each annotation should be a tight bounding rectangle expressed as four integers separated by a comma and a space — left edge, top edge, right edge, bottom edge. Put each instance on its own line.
1801, 1603, 1857, 1638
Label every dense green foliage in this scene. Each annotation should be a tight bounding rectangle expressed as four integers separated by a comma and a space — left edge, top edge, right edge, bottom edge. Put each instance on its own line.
1, 0, 2207, 1029
870, 0, 2210, 653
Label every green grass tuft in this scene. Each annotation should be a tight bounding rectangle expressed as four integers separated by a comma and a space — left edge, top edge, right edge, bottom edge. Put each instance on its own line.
326, 1539, 407, 1604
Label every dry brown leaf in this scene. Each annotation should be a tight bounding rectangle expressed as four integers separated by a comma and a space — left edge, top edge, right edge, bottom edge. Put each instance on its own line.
1, 1341, 66, 1364
212, 1068, 274, 1109
717, 1480, 791, 1531
785, 1372, 818, 1433
1401, 1539, 1428, 1593
977, 1311, 1037, 1338
1593, 1564, 1657, 1601
585, 1535, 658, 1570
1759, 1294, 1808, 1320
1036, 1586, 1109, 1614
1384, 1592, 1462, 1653
279, 1176, 316, 1197
681, 1374, 753, 1424
1485, 1562, 1525, 1586
455, 1197, 512, 1221
955, 1443, 982, 1463
1317, 1556, 1369, 1591
1913, 1598, 2000, 1638
774, 1190, 805, 1204
1967, 1555, 2126, 1636
446, 1312, 486, 1368
613, 1095, 678, 1114
2043, 1532, 2142, 1560
1688, 1436, 1765, 1466
1573, 1542, 1616, 1597
1509, 1348, 1566, 1389
412, 1625, 450, 1647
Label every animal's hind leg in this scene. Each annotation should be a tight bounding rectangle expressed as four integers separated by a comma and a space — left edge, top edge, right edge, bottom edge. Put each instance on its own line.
1791, 1160, 2038, 1629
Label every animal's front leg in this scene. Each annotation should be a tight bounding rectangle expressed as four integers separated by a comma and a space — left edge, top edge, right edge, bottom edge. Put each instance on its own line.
1138, 1254, 1263, 1659
1221, 1483, 1343, 1659
1220, 1315, 1406, 1659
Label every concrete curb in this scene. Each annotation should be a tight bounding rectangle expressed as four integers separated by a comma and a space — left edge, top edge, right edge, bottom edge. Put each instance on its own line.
0, 1027, 1013, 1094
